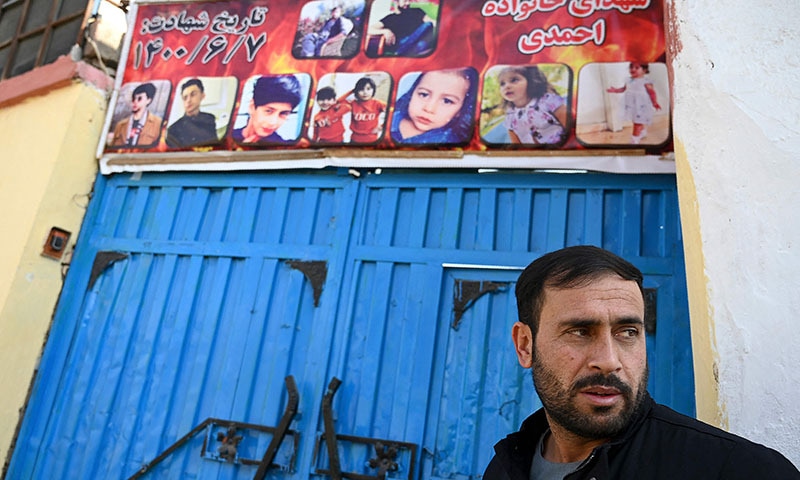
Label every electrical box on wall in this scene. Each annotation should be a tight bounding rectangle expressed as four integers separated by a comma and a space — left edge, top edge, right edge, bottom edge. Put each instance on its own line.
42, 227, 71, 260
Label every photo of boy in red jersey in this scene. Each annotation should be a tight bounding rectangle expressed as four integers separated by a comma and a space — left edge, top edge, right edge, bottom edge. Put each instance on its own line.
347, 76, 388, 143
311, 86, 352, 143
308, 72, 392, 145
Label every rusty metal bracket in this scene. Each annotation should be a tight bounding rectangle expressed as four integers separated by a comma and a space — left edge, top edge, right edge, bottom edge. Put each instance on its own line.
286, 260, 328, 307
88, 251, 128, 290
315, 377, 417, 480
321, 377, 343, 479
127, 376, 299, 479
452, 279, 508, 329
254, 375, 300, 479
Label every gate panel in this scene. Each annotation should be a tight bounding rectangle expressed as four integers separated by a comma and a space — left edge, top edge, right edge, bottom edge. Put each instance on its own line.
426, 268, 533, 479
337, 173, 692, 480
8, 173, 359, 479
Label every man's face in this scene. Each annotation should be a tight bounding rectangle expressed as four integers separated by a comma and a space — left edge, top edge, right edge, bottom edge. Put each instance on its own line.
514, 274, 648, 440
182, 84, 205, 117
130, 92, 152, 115
248, 101, 293, 138
396, 0, 411, 10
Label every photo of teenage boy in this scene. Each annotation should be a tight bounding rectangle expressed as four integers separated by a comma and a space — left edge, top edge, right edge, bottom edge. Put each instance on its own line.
232, 74, 310, 145
366, 0, 438, 57
311, 86, 352, 143
110, 82, 167, 147
390, 67, 478, 145
166, 78, 219, 148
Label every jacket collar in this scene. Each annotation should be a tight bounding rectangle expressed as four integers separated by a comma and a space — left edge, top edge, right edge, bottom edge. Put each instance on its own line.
493, 393, 655, 477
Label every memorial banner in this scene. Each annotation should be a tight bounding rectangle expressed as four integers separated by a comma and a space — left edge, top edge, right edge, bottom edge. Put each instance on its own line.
100, 0, 671, 171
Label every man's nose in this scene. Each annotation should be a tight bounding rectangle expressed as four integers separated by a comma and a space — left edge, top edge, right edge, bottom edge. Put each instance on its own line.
588, 334, 623, 373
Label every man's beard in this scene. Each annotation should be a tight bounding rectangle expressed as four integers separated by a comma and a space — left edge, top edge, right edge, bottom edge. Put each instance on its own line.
531, 353, 648, 439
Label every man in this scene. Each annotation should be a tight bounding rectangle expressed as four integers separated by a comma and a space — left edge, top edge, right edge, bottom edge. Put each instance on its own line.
301, 5, 353, 57
111, 82, 163, 147
233, 75, 302, 145
368, 0, 435, 56
166, 78, 219, 148
484, 245, 799, 479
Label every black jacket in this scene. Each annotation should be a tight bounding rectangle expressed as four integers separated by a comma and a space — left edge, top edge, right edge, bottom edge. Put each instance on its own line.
484, 394, 799, 479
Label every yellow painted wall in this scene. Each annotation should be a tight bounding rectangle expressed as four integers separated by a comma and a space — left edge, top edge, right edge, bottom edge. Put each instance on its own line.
0, 81, 105, 464
673, 140, 723, 428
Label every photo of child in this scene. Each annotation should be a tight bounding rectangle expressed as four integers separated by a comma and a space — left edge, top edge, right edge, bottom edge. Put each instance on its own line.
575, 61, 670, 147
347, 76, 389, 143
390, 67, 478, 145
606, 62, 662, 144
480, 64, 570, 146
311, 86, 352, 143
307, 72, 392, 145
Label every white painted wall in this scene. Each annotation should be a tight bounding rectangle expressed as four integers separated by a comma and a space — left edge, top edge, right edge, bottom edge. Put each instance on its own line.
671, 0, 800, 467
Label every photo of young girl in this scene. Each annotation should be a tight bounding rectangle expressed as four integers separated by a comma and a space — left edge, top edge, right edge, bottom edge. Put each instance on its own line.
480, 64, 570, 146
390, 67, 478, 145
575, 61, 670, 147
307, 72, 392, 145
606, 62, 662, 144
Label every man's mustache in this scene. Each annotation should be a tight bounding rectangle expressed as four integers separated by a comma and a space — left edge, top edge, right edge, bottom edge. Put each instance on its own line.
572, 373, 633, 396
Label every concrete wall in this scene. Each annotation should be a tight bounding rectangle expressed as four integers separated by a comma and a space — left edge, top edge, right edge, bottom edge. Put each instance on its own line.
670, 0, 800, 466
0, 60, 109, 467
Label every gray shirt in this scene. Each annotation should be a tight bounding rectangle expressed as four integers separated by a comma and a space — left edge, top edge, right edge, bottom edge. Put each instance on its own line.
530, 430, 583, 480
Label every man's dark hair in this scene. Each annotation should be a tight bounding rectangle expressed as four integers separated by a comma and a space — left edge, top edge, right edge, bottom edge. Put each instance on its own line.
181, 78, 205, 93
132, 82, 156, 100
516, 245, 644, 339
316, 86, 336, 101
252, 75, 302, 109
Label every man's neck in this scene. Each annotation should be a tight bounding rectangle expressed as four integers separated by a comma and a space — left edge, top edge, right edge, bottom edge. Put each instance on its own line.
543, 417, 609, 463
132, 110, 146, 121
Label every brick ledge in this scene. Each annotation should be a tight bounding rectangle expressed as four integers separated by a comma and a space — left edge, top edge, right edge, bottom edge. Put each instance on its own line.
0, 55, 114, 108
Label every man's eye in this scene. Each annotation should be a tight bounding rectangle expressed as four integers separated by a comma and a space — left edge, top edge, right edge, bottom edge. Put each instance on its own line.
568, 328, 588, 337
618, 328, 640, 338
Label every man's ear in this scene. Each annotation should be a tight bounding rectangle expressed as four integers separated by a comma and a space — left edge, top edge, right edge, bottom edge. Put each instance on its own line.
512, 321, 533, 368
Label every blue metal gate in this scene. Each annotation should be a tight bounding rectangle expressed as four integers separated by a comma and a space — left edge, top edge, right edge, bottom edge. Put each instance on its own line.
8, 170, 692, 479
